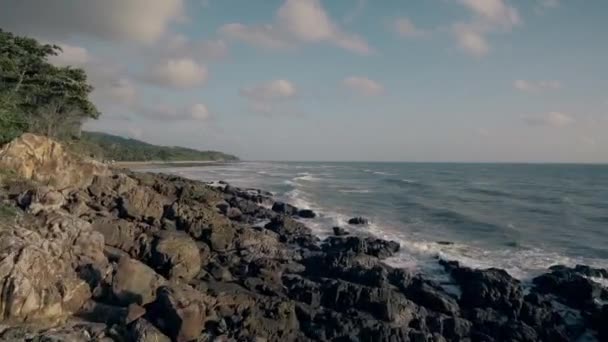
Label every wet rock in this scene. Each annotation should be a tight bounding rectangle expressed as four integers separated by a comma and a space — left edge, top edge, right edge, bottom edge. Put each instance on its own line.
348, 216, 369, 225
298, 209, 316, 218
332, 226, 349, 236
112, 257, 166, 306
272, 201, 299, 215
151, 231, 202, 282
441, 260, 523, 316
405, 278, 460, 315
323, 236, 400, 259
533, 265, 606, 309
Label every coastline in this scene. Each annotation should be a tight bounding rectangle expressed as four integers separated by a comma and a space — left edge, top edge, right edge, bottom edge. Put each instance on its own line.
0, 135, 606, 341
113, 159, 238, 169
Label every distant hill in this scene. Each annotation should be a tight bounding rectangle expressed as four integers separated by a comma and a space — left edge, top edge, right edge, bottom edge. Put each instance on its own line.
68, 131, 239, 162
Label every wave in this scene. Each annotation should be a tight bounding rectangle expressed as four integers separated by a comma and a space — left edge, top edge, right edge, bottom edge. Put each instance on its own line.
339, 189, 372, 194
373, 171, 397, 176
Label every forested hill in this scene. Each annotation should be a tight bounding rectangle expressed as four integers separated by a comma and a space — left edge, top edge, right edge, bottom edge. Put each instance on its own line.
70, 131, 239, 162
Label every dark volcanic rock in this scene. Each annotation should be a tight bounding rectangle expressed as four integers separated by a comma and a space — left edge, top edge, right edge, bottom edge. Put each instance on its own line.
323, 236, 400, 259
440, 260, 523, 316
272, 201, 299, 215
332, 226, 349, 236
348, 216, 369, 225
298, 209, 316, 218
532, 265, 607, 309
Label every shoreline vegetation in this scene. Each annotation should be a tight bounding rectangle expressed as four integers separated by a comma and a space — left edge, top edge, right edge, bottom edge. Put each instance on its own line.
0, 133, 606, 341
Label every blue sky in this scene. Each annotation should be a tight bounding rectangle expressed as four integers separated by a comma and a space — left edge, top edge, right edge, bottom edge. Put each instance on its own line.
1, 0, 607, 162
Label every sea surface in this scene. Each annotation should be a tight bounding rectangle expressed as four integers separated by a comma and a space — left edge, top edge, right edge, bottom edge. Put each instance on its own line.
141, 162, 608, 282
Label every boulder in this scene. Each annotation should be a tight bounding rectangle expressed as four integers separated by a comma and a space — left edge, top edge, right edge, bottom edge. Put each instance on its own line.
533, 266, 606, 309
0, 212, 106, 324
440, 260, 523, 316
0, 133, 110, 190
272, 201, 299, 216
148, 282, 207, 342
17, 186, 65, 214
112, 257, 166, 306
348, 216, 369, 225
130, 318, 171, 342
298, 209, 317, 218
405, 278, 460, 315
323, 236, 400, 259
118, 186, 168, 222
91, 217, 138, 252
333, 226, 349, 236
151, 231, 202, 281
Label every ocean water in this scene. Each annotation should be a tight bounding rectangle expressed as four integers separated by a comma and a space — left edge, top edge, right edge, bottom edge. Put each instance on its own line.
142, 162, 608, 281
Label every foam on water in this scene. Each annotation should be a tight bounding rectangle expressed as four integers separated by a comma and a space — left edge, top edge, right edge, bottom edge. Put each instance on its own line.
141, 161, 608, 285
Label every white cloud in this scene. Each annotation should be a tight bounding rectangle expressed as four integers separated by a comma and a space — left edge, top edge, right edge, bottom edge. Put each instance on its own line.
48, 43, 90, 66
459, 0, 520, 28
393, 18, 427, 38
0, 0, 185, 43
240, 80, 297, 101
219, 23, 290, 50
240, 80, 298, 115
190, 104, 211, 121
220, 0, 372, 55
523, 112, 575, 127
514, 80, 562, 93
145, 58, 208, 88
453, 0, 521, 57
453, 24, 490, 57
342, 77, 385, 96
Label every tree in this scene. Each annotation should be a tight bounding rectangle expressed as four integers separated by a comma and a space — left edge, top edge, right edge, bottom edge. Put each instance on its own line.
0, 29, 99, 140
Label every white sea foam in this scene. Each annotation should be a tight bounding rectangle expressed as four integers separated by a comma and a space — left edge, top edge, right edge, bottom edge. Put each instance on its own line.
373, 171, 396, 176
339, 189, 372, 194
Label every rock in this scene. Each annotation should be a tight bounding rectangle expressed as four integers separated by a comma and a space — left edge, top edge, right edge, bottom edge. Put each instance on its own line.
405, 278, 460, 315
112, 257, 166, 306
148, 282, 206, 342
17, 186, 65, 214
348, 216, 369, 225
533, 265, 606, 309
130, 318, 171, 342
323, 236, 400, 259
272, 201, 299, 216
264, 216, 317, 246
91, 217, 138, 252
298, 209, 316, 218
0, 133, 111, 190
441, 260, 523, 316
332, 226, 349, 236
77, 300, 145, 325
118, 186, 168, 222
226, 207, 243, 220
0, 212, 106, 324
151, 231, 202, 282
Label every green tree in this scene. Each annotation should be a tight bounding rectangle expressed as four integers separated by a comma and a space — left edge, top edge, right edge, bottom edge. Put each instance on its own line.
0, 29, 99, 141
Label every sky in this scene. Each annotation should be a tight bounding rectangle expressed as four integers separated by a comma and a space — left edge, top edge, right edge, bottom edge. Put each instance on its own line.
1, 0, 607, 163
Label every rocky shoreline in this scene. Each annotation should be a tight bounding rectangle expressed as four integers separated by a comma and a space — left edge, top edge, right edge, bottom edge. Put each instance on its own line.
0, 134, 606, 342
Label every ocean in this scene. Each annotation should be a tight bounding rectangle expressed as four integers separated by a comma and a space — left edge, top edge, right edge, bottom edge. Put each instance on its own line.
141, 162, 608, 282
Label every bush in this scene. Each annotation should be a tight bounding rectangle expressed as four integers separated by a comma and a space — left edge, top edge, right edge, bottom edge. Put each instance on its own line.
0, 94, 27, 145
